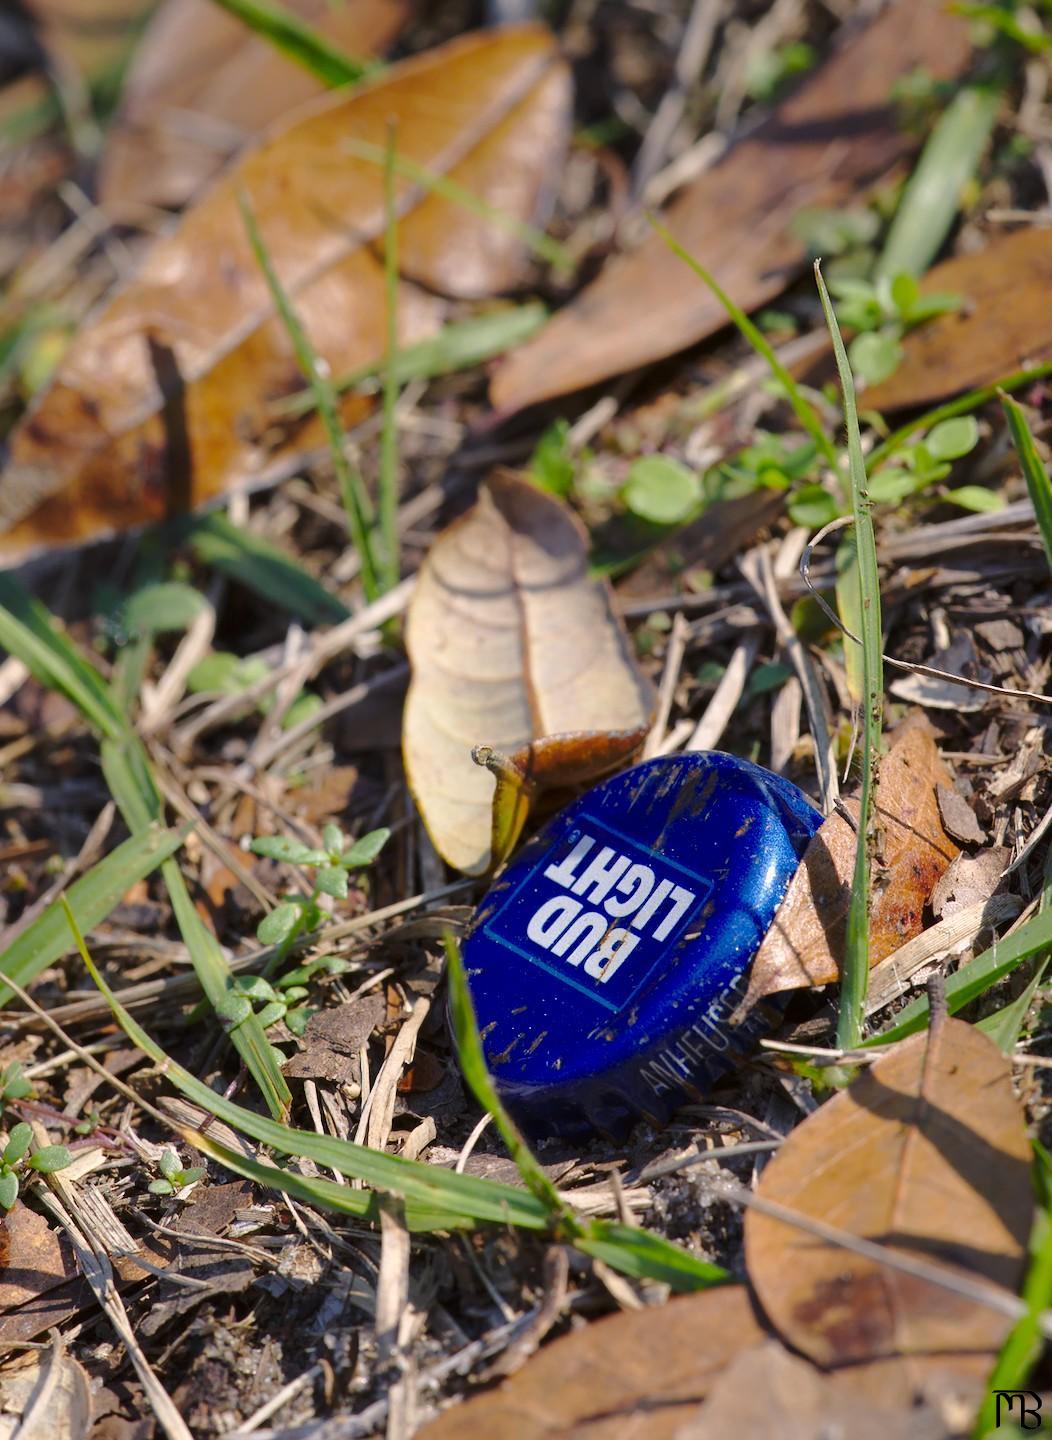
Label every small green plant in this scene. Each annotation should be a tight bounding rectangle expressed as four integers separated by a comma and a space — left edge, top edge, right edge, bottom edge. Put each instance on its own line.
529, 419, 577, 499
623, 455, 702, 526
746, 40, 816, 101
148, 1147, 206, 1197
250, 824, 391, 950
0, 1122, 72, 1210
710, 431, 822, 515
0, 1062, 34, 1117
791, 205, 881, 262
827, 272, 963, 386
867, 415, 983, 504
187, 652, 322, 731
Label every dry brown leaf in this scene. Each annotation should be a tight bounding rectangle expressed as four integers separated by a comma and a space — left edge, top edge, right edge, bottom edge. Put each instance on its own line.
99, 0, 407, 210
403, 473, 654, 875
489, 0, 970, 415
0, 1345, 93, 1440
674, 1341, 954, 1440
0, 26, 570, 560
744, 1017, 1032, 1376
740, 721, 959, 1008
417, 1285, 766, 1440
0, 1202, 77, 1312
865, 226, 1052, 411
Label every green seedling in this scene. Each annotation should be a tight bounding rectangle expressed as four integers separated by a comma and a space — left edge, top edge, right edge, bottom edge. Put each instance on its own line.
250, 824, 391, 957
529, 419, 577, 499
827, 272, 963, 386
746, 40, 816, 101
711, 430, 823, 516
867, 415, 983, 504
149, 1147, 207, 1197
186, 652, 322, 731
0, 1121, 72, 1211
623, 455, 703, 526
0, 1063, 34, 1120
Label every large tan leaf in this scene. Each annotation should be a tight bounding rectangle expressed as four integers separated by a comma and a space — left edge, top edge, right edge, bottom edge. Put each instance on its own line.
99, 0, 408, 210
417, 1286, 766, 1440
744, 1017, 1032, 1372
864, 225, 1052, 410
0, 1346, 92, 1440
403, 474, 655, 875
490, 0, 971, 415
740, 720, 959, 1009
0, 27, 570, 561
676, 1341, 956, 1440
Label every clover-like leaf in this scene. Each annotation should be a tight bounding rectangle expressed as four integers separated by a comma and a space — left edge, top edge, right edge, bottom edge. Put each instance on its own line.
251, 835, 327, 865
341, 828, 391, 868
27, 1145, 72, 1174
257, 902, 302, 947
315, 866, 350, 901
3, 1122, 32, 1166
214, 992, 254, 1029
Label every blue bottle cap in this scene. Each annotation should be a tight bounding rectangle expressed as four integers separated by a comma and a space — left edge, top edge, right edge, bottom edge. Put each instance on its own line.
458, 751, 823, 1140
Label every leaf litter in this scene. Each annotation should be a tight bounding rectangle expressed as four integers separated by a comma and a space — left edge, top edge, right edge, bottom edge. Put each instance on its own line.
2, 1, 1052, 1437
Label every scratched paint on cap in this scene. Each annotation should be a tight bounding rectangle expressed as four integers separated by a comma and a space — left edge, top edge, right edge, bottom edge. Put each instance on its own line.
459, 751, 823, 1140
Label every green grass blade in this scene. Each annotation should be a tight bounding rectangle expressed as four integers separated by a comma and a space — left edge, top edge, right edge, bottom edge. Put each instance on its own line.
208, 0, 374, 87
0, 575, 124, 741
650, 216, 840, 476
445, 935, 729, 1290
0, 825, 187, 1005
238, 193, 381, 600
273, 304, 548, 417
973, 1166, 1052, 1437
834, 532, 864, 704
343, 139, 574, 276
100, 739, 293, 1120
188, 513, 350, 623
868, 359, 1052, 471
875, 86, 999, 282
575, 1223, 728, 1292
176, 1125, 505, 1233
1002, 392, 1052, 574
977, 957, 1048, 1055
379, 124, 400, 593
869, 902, 1052, 1047
445, 935, 571, 1222
73, 928, 553, 1228
814, 261, 884, 1052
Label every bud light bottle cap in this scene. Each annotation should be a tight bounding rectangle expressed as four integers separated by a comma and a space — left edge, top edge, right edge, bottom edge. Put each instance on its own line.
457, 751, 823, 1141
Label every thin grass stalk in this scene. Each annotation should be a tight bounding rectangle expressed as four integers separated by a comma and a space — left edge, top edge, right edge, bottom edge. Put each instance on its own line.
208, 0, 373, 87
343, 139, 573, 275
649, 216, 839, 476
814, 260, 883, 1052
867, 358, 1052, 471
1002, 392, 1052, 571
379, 123, 401, 593
238, 192, 381, 601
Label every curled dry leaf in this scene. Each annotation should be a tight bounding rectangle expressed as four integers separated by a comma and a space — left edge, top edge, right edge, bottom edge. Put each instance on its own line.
0, 1202, 77, 1312
740, 721, 959, 1010
100, 0, 408, 210
675, 1340, 953, 1440
865, 226, 1052, 411
744, 1017, 1032, 1380
417, 1285, 766, 1440
0, 1345, 93, 1440
0, 27, 570, 561
403, 474, 654, 875
490, 0, 970, 415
